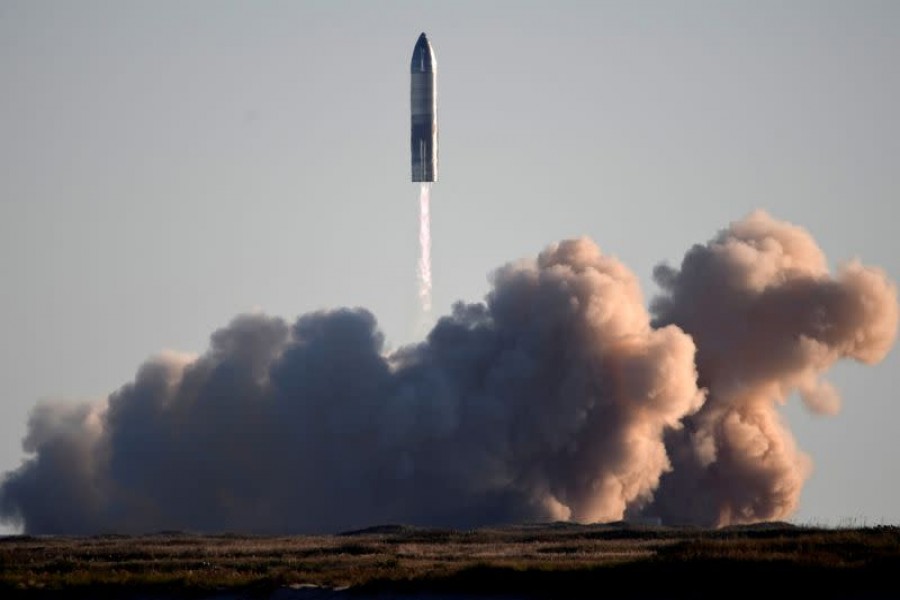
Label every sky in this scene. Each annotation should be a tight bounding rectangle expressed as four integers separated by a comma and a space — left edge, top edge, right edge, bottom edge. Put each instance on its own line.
0, 0, 897, 532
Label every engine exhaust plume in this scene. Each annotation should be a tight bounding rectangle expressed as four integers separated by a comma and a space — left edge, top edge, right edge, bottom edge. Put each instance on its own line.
418, 182, 432, 318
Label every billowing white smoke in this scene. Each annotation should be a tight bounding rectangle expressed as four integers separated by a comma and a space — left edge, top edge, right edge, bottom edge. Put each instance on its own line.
0, 212, 895, 534
642, 211, 898, 526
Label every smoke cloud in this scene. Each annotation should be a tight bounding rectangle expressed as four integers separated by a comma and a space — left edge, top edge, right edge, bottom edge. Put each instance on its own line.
643, 210, 898, 526
0, 212, 895, 534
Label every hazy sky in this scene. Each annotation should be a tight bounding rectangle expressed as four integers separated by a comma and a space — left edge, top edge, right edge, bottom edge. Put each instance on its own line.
1, 0, 897, 531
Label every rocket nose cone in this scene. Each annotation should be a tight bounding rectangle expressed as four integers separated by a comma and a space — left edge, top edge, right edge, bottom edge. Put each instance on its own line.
411, 32, 435, 72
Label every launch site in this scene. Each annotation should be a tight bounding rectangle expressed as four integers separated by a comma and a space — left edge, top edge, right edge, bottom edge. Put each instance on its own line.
1, 1, 898, 598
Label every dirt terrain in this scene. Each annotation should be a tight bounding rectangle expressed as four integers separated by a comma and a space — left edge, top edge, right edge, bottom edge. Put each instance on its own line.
2, 522, 898, 598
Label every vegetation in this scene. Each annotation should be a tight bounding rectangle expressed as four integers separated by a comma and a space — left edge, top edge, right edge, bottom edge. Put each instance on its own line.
1, 523, 898, 598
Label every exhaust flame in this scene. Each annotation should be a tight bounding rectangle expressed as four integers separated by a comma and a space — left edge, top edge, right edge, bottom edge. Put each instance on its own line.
418, 182, 432, 316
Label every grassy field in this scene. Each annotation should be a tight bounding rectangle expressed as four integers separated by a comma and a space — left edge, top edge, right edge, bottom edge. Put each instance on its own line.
1, 522, 898, 598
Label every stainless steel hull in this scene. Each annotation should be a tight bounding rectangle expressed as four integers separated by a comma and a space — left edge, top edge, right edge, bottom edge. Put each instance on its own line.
411, 33, 437, 182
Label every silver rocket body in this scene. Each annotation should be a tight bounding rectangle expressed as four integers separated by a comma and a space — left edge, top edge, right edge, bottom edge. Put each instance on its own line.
411, 33, 437, 182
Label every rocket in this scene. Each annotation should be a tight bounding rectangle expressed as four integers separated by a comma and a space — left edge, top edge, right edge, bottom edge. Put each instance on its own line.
411, 33, 438, 182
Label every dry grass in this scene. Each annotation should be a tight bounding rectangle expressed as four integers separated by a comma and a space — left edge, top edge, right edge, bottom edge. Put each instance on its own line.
1, 523, 898, 597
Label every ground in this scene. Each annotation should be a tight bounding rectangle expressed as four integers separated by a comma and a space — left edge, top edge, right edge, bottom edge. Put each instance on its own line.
1, 522, 898, 598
